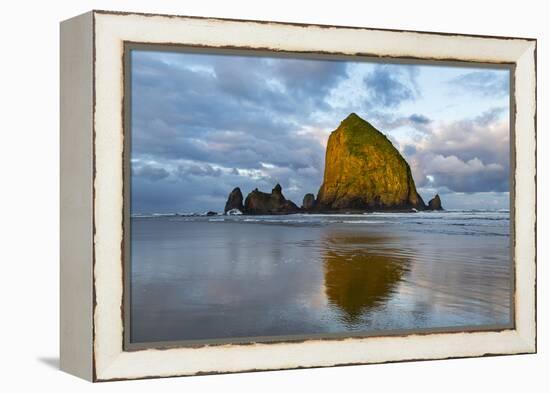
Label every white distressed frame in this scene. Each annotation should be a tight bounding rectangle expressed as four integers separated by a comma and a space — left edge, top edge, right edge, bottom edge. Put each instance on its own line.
62, 10, 536, 381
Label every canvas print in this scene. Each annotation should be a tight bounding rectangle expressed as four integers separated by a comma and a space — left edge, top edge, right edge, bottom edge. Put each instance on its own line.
128, 48, 512, 345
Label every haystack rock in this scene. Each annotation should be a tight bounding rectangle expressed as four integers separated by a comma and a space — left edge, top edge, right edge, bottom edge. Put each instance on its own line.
244, 184, 299, 215
427, 194, 443, 210
224, 187, 244, 214
302, 193, 316, 210
316, 113, 426, 211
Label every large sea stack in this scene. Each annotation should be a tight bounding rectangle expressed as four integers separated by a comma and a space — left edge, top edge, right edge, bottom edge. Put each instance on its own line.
316, 113, 426, 211
243, 184, 300, 215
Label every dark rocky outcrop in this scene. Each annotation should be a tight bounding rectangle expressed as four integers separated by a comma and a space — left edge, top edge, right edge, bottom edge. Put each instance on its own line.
244, 184, 300, 215
224, 187, 244, 214
316, 113, 426, 211
427, 194, 443, 210
302, 193, 316, 211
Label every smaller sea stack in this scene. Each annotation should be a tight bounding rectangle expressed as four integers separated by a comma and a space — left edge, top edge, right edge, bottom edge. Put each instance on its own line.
224, 187, 244, 214
427, 194, 443, 210
302, 193, 316, 211
243, 184, 299, 215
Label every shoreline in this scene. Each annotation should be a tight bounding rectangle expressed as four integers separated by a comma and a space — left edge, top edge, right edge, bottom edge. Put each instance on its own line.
133, 210, 426, 218
130, 209, 510, 219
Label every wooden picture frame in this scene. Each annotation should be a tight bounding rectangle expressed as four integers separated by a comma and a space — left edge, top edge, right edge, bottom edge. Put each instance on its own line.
60, 10, 536, 381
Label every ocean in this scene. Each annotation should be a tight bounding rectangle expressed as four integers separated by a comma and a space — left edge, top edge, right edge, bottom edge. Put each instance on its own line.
129, 210, 512, 344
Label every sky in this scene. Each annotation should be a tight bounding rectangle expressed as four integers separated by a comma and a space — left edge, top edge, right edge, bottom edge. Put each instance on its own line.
130, 49, 511, 213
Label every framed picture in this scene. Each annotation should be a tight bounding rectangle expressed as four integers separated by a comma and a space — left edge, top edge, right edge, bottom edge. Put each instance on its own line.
60, 10, 537, 381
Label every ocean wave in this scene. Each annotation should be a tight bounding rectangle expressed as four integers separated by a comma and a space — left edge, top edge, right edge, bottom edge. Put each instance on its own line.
339, 220, 392, 224
131, 211, 509, 238
132, 213, 178, 218
132, 209, 509, 219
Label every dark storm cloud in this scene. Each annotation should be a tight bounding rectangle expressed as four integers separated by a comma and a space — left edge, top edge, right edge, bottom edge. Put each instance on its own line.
363, 65, 420, 108
132, 163, 170, 181
130, 55, 336, 171
448, 70, 509, 97
271, 59, 348, 105
370, 112, 433, 135
132, 52, 347, 132
408, 114, 431, 125
130, 51, 343, 212
177, 163, 222, 178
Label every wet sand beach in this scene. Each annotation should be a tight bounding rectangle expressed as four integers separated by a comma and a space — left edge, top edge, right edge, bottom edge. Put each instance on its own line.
130, 211, 511, 344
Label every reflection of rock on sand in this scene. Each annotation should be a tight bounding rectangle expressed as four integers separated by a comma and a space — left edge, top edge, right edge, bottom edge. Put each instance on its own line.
322, 234, 410, 326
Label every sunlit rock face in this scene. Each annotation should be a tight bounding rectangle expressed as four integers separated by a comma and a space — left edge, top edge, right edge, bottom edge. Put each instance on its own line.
316, 113, 426, 211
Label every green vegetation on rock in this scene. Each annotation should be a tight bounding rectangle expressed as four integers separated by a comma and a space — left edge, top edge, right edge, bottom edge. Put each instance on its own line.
316, 113, 426, 211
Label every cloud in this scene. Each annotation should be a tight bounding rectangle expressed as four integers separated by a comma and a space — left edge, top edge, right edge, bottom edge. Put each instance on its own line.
420, 155, 507, 193
408, 114, 431, 125
130, 51, 338, 212
448, 70, 509, 97
403, 107, 510, 194
364, 64, 420, 108
130, 52, 342, 173
420, 107, 509, 164
177, 163, 222, 178
132, 162, 170, 181
272, 58, 347, 91
370, 112, 433, 136
129, 50, 509, 212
